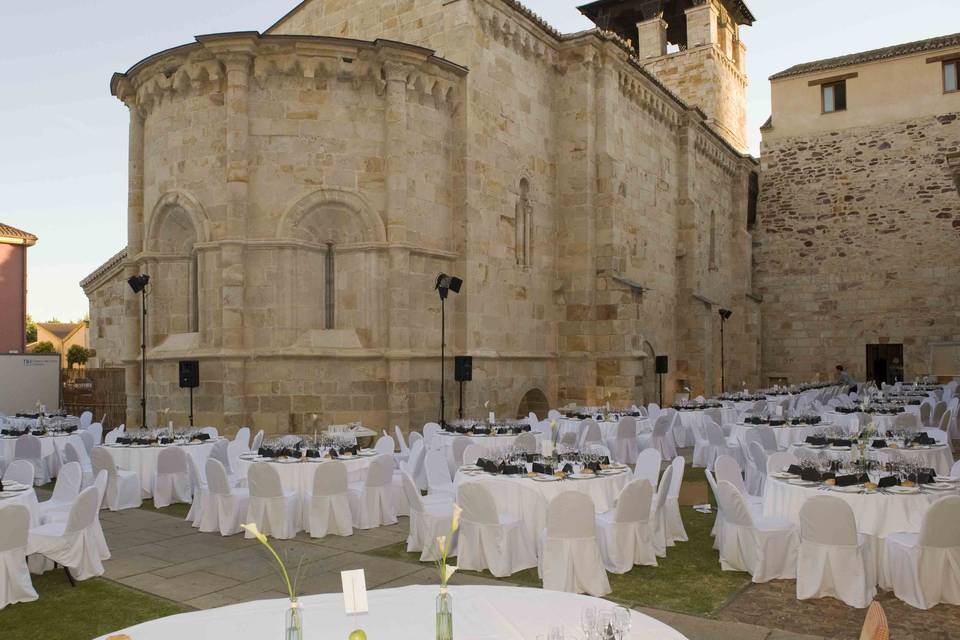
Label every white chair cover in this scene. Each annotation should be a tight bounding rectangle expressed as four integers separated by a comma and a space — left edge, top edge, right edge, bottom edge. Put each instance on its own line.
664, 456, 688, 544
424, 450, 456, 500
548, 409, 562, 420
233, 427, 251, 450
394, 426, 409, 455
250, 430, 264, 453
78, 411, 92, 430
200, 427, 219, 439
705, 468, 722, 545
691, 419, 711, 467
202, 458, 249, 536
632, 449, 661, 493
880, 495, 960, 609
86, 423, 103, 446
606, 417, 639, 464
638, 415, 676, 461
422, 423, 441, 446
797, 495, 875, 608
103, 428, 121, 445
347, 455, 397, 529
14, 435, 47, 486
461, 444, 484, 466
457, 482, 536, 577
746, 441, 768, 496
3, 460, 35, 487
715, 481, 798, 583
91, 447, 141, 511
46, 470, 110, 561
402, 472, 452, 561
404, 440, 428, 491
27, 487, 104, 580
646, 403, 661, 420
766, 451, 798, 475
153, 447, 192, 508
185, 453, 211, 527
715, 455, 763, 515
595, 479, 657, 573
513, 432, 537, 454
650, 464, 674, 556
78, 430, 95, 454
305, 462, 353, 538
246, 463, 300, 539
578, 420, 602, 449
374, 435, 395, 456
538, 491, 610, 596
703, 421, 740, 470
449, 437, 470, 476
36, 461, 82, 523
0, 504, 37, 609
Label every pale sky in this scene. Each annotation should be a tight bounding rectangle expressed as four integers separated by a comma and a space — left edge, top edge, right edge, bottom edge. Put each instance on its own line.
2, 0, 958, 322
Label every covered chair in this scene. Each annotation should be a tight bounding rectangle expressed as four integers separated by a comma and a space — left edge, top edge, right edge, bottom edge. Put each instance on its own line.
766, 451, 798, 475
745, 441, 769, 496
27, 486, 104, 581
305, 461, 353, 538
880, 495, 960, 609
755, 426, 780, 453
797, 495, 875, 608
664, 456, 688, 545
402, 472, 454, 562
0, 504, 37, 609
422, 422, 441, 446
86, 423, 103, 446
347, 455, 397, 529
637, 415, 676, 461
703, 421, 740, 470
374, 435, 395, 456
2, 460, 35, 487
201, 458, 249, 536
691, 420, 712, 468
402, 440, 428, 491
250, 430, 264, 453
714, 481, 798, 582
78, 411, 93, 430
200, 427, 219, 439
632, 449, 661, 492
393, 426, 410, 463
448, 436, 471, 476
78, 430, 95, 455
594, 479, 657, 573
185, 454, 212, 527
90, 447, 141, 511
578, 420, 602, 449
538, 491, 610, 596
64, 435, 93, 486
715, 455, 763, 514
36, 461, 82, 524
424, 449, 456, 501
14, 435, 47, 486
457, 482, 535, 577
153, 447, 192, 508
233, 427, 251, 450
513, 432, 537, 454
246, 463, 299, 539
461, 444, 485, 466
650, 464, 675, 556
605, 416, 639, 464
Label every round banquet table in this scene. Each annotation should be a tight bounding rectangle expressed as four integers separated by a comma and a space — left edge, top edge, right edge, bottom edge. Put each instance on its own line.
788, 443, 955, 475
824, 412, 906, 434
730, 423, 834, 450
0, 433, 73, 477
95, 584, 688, 640
454, 468, 630, 547
764, 476, 960, 541
103, 441, 216, 498
0, 487, 39, 525
557, 418, 651, 443
236, 454, 376, 496
431, 431, 543, 459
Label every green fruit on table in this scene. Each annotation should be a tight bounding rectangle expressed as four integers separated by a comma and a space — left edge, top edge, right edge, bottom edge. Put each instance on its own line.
348, 630, 367, 640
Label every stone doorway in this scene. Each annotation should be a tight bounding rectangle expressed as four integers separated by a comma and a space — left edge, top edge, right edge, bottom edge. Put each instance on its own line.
516, 388, 550, 420
866, 343, 904, 387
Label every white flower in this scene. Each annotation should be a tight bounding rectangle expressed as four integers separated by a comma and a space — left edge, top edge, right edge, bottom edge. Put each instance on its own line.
450, 504, 462, 532
436, 535, 447, 552
240, 522, 267, 544
443, 564, 458, 582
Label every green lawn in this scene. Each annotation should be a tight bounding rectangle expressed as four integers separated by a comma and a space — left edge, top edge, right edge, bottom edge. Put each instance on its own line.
139, 497, 192, 519
371, 486, 749, 616
0, 569, 188, 640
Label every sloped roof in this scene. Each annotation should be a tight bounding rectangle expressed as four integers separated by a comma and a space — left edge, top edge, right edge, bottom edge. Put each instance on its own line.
37, 322, 82, 340
80, 248, 127, 289
0, 223, 37, 246
771, 31, 960, 80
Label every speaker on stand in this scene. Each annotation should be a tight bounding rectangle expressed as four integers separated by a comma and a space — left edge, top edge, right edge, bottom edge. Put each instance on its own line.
655, 355, 668, 408
454, 356, 473, 419
178, 360, 199, 426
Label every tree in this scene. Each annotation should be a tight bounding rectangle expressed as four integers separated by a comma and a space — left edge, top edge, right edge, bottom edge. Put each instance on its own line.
25, 314, 37, 343
32, 341, 57, 354
67, 345, 91, 369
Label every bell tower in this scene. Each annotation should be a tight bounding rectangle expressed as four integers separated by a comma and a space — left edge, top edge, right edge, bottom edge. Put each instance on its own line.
578, 0, 755, 152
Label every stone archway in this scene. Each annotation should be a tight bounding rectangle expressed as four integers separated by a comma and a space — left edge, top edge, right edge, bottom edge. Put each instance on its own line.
516, 388, 550, 420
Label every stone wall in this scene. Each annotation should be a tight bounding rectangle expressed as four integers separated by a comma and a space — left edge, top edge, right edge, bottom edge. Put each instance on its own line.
84, 263, 127, 368
755, 112, 960, 384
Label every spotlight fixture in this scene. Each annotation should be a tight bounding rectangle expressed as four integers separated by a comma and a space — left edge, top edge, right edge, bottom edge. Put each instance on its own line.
435, 273, 463, 427
434, 273, 463, 300
718, 308, 733, 320
128, 274, 150, 293
718, 308, 732, 393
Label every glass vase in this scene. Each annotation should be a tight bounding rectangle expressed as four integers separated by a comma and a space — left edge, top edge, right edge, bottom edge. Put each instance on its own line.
285, 599, 303, 640
436, 587, 453, 640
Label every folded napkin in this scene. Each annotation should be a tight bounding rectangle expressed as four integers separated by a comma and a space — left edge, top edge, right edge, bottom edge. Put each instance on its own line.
878, 476, 899, 488
835, 474, 859, 487
532, 462, 554, 475
805, 436, 827, 446
800, 468, 822, 482
871, 439, 887, 449
787, 464, 804, 476
829, 439, 852, 447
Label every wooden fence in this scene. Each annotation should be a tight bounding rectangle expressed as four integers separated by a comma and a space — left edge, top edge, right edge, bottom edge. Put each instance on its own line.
62, 367, 126, 428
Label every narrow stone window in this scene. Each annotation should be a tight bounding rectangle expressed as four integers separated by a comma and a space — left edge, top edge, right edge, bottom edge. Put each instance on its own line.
516, 178, 532, 266
189, 251, 199, 332
709, 210, 718, 271
944, 61, 959, 93
324, 242, 335, 329
822, 80, 847, 113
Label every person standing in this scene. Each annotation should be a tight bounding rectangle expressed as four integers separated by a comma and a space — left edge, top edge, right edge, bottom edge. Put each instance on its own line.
836, 365, 857, 393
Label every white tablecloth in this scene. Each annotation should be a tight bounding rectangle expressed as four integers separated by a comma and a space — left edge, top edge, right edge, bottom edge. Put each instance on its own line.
96, 584, 688, 640
0, 433, 73, 477
104, 442, 216, 498
0, 488, 39, 525
557, 418, 651, 442
236, 455, 375, 496
825, 412, 904, 434
788, 443, 955, 475
431, 431, 543, 459
763, 477, 960, 540
730, 424, 831, 450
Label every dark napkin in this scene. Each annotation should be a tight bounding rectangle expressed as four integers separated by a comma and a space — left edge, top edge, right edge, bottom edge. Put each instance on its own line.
871, 439, 888, 449
805, 436, 827, 446
532, 462, 554, 475
562, 463, 574, 474
878, 476, 899, 488
835, 474, 859, 487
800, 468, 821, 482
787, 464, 804, 476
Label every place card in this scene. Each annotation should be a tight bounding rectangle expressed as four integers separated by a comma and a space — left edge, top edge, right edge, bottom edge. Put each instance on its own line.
341, 569, 368, 614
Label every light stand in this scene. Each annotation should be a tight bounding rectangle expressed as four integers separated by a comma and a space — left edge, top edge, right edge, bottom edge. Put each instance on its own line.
658, 371, 664, 408
718, 308, 732, 394
434, 273, 462, 427
128, 274, 150, 429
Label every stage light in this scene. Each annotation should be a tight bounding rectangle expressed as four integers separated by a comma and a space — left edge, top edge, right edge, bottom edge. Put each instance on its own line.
128, 274, 150, 293
719, 308, 733, 320
435, 273, 463, 300
435, 273, 463, 426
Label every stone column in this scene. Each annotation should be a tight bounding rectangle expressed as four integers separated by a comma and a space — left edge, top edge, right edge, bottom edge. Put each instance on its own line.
383, 59, 412, 430
637, 18, 667, 59
685, 3, 719, 49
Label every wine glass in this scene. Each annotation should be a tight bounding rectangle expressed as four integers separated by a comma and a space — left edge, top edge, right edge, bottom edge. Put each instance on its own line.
613, 606, 632, 638
580, 606, 597, 636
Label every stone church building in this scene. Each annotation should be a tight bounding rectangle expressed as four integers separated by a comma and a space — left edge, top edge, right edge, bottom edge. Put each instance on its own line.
82, 0, 762, 432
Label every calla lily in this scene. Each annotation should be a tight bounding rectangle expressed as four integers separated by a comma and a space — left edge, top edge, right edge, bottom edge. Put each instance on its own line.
443, 564, 458, 582
241, 522, 268, 544
450, 504, 462, 532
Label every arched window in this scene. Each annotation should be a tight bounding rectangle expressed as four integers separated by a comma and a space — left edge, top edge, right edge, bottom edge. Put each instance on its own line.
516, 178, 532, 266
708, 210, 718, 271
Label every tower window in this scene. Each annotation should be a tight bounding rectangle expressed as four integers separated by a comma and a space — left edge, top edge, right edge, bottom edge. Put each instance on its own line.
945, 61, 959, 93
822, 81, 847, 113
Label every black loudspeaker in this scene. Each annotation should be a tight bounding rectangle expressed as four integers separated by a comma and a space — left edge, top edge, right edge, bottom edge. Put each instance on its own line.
454, 356, 473, 382
655, 355, 669, 375
179, 360, 199, 389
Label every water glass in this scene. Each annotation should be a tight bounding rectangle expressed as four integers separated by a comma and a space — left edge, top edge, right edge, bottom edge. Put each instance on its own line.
580, 606, 597, 635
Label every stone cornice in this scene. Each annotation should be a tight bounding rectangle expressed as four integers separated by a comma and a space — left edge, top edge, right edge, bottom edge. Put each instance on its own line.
133, 239, 460, 261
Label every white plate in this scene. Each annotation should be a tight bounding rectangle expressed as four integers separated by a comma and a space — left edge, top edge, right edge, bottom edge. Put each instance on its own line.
831, 485, 862, 493
460, 465, 481, 472
787, 479, 819, 486
771, 472, 798, 479
934, 476, 959, 483
829, 446, 852, 451
887, 485, 919, 495
568, 473, 598, 480
531, 475, 561, 482
925, 483, 955, 491
358, 451, 378, 457
272, 458, 302, 464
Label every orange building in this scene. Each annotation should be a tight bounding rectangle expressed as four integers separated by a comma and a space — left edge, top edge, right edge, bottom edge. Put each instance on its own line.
0, 223, 37, 354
